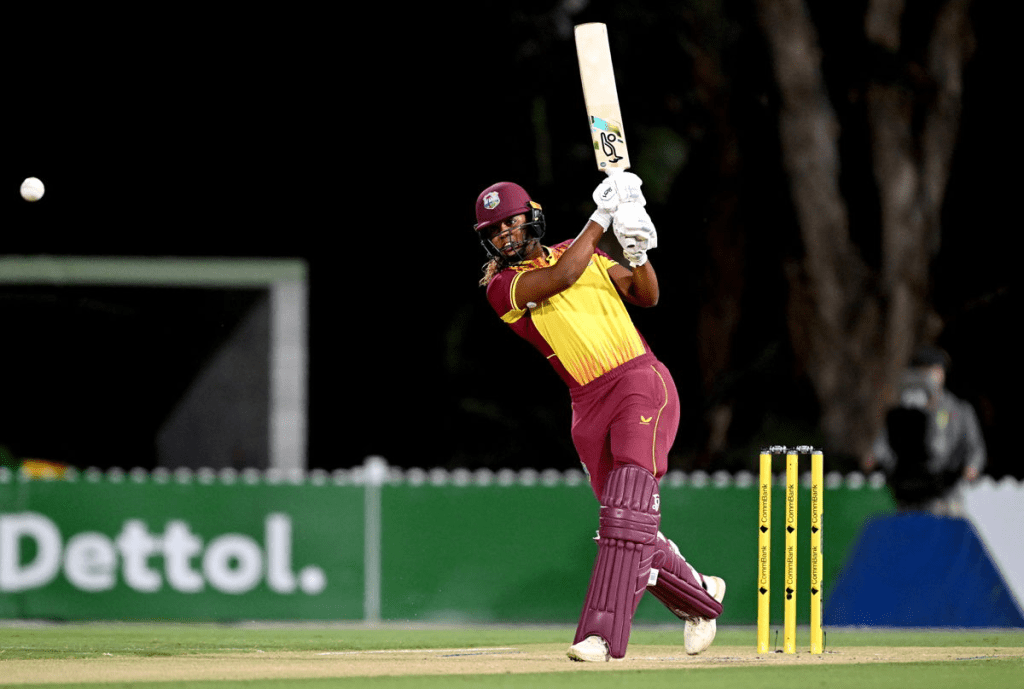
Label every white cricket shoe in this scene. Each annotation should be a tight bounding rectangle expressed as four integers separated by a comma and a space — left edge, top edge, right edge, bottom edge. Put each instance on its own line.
567, 635, 610, 662
684, 575, 727, 655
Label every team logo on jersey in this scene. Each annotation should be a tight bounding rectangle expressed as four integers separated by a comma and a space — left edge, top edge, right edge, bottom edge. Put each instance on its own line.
640, 415, 652, 425
483, 191, 500, 210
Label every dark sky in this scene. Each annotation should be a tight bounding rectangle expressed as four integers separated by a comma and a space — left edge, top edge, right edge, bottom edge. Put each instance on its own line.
2, 4, 1016, 477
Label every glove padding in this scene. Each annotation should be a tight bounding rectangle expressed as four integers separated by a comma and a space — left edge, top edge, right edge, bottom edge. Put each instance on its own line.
613, 202, 657, 268
592, 171, 646, 214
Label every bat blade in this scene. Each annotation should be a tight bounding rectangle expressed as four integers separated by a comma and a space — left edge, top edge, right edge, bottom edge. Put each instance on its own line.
574, 22, 630, 174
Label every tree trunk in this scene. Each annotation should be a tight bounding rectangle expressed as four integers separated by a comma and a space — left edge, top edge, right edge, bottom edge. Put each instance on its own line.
754, 0, 973, 461
691, 37, 746, 467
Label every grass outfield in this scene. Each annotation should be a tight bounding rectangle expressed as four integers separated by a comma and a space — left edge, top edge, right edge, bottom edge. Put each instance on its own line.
1, 624, 1022, 688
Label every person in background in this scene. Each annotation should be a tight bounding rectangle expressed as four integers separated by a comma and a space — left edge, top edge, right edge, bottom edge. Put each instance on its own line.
865, 345, 987, 515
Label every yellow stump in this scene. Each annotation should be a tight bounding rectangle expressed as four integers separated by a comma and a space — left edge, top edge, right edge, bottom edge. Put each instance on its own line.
784, 451, 798, 654
757, 451, 772, 653
810, 450, 824, 654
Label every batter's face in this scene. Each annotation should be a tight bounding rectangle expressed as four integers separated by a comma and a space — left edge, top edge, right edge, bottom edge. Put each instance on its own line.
488, 214, 539, 259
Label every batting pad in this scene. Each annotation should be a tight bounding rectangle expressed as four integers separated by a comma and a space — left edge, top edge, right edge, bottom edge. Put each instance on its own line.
647, 534, 724, 620
573, 465, 661, 658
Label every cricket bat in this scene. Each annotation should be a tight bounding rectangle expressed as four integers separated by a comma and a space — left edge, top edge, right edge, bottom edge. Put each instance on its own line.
574, 22, 630, 175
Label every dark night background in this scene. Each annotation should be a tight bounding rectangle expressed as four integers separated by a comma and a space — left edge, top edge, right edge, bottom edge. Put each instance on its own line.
2, 3, 1016, 478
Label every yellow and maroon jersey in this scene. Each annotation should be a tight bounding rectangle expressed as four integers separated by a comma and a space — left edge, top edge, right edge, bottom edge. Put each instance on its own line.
485, 240, 649, 388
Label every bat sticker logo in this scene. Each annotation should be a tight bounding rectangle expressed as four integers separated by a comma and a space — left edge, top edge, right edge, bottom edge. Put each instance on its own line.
590, 116, 622, 137
600, 132, 624, 163
590, 116, 625, 163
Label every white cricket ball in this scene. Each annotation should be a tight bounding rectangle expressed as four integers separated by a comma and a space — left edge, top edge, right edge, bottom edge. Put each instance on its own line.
21, 177, 45, 202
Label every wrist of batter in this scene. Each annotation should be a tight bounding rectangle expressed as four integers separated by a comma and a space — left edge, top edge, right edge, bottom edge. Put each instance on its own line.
590, 209, 613, 231
627, 251, 648, 268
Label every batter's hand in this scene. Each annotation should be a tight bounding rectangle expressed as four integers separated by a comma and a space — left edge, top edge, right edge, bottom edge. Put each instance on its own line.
613, 203, 657, 248
593, 171, 646, 214
613, 202, 657, 268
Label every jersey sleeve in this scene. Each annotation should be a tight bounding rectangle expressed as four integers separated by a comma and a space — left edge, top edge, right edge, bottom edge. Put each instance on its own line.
592, 247, 619, 270
485, 269, 528, 323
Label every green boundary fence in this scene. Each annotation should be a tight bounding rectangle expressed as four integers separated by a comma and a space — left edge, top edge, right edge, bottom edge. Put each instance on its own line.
0, 462, 894, 623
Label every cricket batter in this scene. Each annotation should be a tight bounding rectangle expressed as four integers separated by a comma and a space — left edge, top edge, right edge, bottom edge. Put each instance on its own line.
473, 174, 725, 661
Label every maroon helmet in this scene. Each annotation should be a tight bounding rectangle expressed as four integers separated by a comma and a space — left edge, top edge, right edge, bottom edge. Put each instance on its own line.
473, 182, 546, 263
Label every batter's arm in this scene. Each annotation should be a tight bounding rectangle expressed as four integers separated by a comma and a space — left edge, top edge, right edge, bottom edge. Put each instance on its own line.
608, 261, 659, 307
513, 220, 607, 306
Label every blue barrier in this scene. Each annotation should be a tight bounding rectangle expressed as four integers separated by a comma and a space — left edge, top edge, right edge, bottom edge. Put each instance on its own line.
824, 513, 1024, 627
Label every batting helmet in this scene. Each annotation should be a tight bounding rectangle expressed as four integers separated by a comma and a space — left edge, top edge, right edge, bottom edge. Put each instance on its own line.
473, 182, 546, 263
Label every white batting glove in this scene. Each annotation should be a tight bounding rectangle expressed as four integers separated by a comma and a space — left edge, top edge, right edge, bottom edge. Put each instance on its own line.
613, 203, 657, 248
622, 246, 648, 267
613, 202, 658, 267
592, 171, 646, 214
